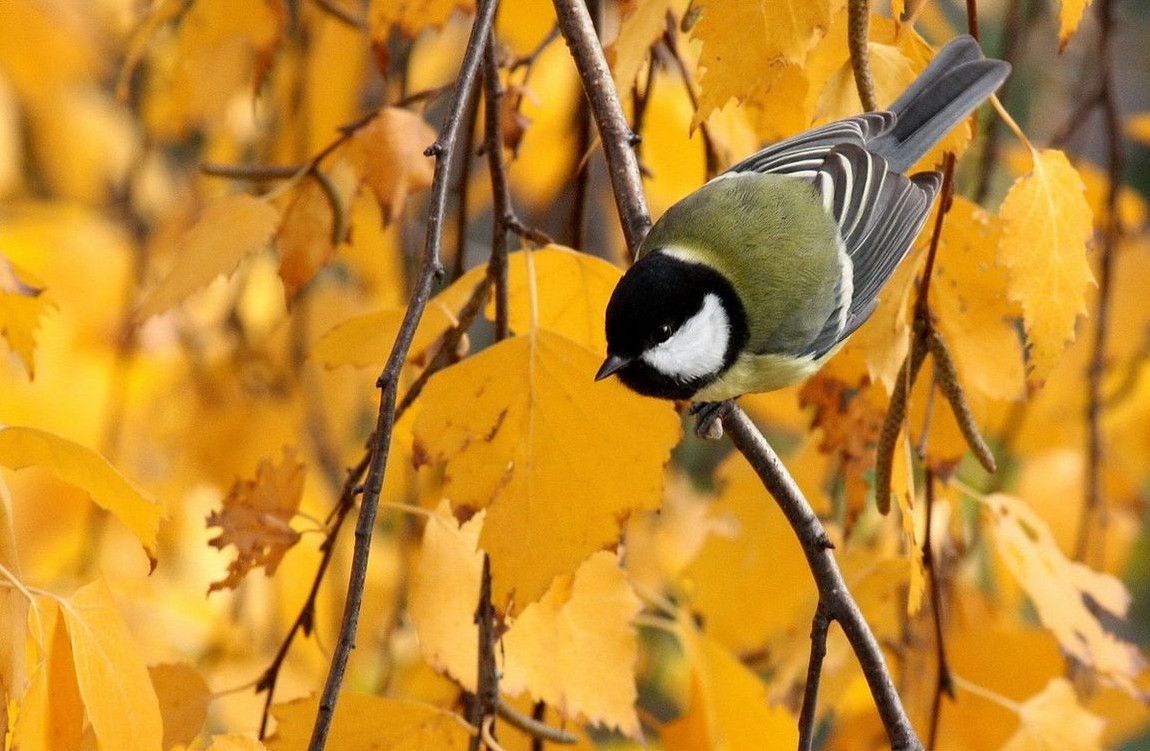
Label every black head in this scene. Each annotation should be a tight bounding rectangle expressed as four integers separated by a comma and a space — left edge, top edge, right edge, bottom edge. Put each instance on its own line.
597, 251, 748, 400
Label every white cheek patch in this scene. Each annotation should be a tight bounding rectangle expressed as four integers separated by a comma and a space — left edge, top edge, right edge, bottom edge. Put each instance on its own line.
641, 293, 731, 382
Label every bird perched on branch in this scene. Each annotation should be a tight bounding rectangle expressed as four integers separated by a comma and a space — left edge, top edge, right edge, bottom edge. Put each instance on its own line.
595, 35, 1009, 436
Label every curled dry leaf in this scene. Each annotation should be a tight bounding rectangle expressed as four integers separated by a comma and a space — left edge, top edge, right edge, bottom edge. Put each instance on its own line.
206, 448, 306, 593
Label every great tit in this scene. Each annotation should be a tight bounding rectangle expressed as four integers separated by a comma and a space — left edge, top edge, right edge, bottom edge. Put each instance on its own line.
595, 36, 1009, 427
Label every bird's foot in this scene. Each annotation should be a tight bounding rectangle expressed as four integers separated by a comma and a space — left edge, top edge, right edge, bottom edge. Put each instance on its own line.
689, 400, 735, 440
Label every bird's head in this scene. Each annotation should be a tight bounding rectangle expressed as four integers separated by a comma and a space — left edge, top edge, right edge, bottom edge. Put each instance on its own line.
596, 249, 748, 400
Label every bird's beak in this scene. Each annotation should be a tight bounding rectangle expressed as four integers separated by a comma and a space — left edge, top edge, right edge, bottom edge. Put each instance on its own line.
595, 353, 633, 381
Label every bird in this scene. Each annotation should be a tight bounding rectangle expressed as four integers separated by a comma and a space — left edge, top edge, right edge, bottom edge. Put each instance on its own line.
595, 35, 1009, 435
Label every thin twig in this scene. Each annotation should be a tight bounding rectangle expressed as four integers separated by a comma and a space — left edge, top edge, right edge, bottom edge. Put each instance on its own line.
257, 454, 368, 738
971, 0, 1028, 203
467, 556, 500, 751
306, 0, 499, 746
927, 331, 996, 473
722, 409, 924, 751
798, 604, 832, 751
496, 699, 579, 745
1077, 0, 1125, 566
553, 0, 651, 255
848, 0, 877, 112
453, 77, 483, 280
921, 469, 954, 750
485, 35, 513, 340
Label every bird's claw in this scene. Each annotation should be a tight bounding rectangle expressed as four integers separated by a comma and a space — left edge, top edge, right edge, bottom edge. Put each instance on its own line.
690, 400, 735, 440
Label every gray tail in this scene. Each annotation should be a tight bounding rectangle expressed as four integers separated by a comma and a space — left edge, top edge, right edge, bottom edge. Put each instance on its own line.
870, 35, 1010, 172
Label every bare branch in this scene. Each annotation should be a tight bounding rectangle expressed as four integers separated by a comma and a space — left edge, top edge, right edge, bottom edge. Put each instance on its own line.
552, 0, 651, 254
848, 0, 877, 111
484, 35, 513, 340
467, 556, 500, 751
798, 604, 832, 751
722, 409, 924, 751
306, 0, 500, 746
1078, 0, 1126, 566
497, 700, 579, 745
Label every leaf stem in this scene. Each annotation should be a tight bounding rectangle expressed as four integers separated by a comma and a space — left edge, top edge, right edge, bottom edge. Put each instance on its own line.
848, 0, 878, 112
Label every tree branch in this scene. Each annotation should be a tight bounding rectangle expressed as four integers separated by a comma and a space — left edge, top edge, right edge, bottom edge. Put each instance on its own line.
467, 556, 500, 751
848, 0, 877, 111
552, 0, 651, 254
484, 35, 513, 341
1077, 0, 1125, 566
722, 409, 924, 751
798, 604, 832, 751
306, 0, 499, 746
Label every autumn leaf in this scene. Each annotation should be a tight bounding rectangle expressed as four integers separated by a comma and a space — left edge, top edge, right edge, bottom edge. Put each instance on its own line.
346, 107, 437, 222
451, 245, 622, 352
1000, 678, 1105, 751
606, 0, 671, 92
0, 253, 51, 378
207, 735, 270, 751
985, 492, 1146, 695
931, 196, 1025, 401
150, 662, 211, 750
206, 448, 306, 593
408, 500, 486, 691
137, 193, 281, 320
1128, 112, 1150, 146
501, 551, 643, 737
690, 0, 837, 126
1057, 0, 1094, 50
0, 426, 164, 561
13, 602, 85, 750
413, 331, 680, 607
662, 621, 799, 750
268, 693, 472, 750
997, 148, 1094, 391
277, 161, 357, 303
680, 454, 814, 654
61, 579, 165, 751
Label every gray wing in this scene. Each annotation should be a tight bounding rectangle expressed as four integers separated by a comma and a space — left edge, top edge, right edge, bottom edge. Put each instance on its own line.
724, 112, 896, 179
801, 144, 940, 359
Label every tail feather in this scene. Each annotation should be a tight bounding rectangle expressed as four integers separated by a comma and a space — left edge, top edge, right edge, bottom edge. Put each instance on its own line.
871, 36, 1010, 172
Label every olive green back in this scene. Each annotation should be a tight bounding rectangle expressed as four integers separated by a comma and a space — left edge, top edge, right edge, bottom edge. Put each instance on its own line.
638, 173, 843, 356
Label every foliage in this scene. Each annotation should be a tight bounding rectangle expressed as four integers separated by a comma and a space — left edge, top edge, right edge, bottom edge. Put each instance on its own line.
1, 0, 1148, 750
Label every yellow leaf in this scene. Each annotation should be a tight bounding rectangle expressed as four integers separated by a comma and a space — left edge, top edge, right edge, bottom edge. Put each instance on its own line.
690, 0, 838, 125
413, 331, 680, 606
310, 299, 467, 370
997, 149, 1094, 391
501, 551, 642, 737
140, 0, 283, 137
13, 602, 85, 751
408, 501, 485, 692
1057, 0, 1093, 49
459, 245, 622, 352
138, 194, 281, 320
267, 694, 471, 750
815, 41, 916, 123
680, 453, 814, 654
662, 623, 799, 750
206, 448, 306, 593
277, 162, 357, 303
347, 108, 437, 222
61, 579, 164, 751
1000, 678, 1105, 751
0, 426, 163, 561
985, 493, 1145, 695
150, 663, 210, 751
0, 254, 51, 378
607, 0, 671, 92
931, 196, 1025, 401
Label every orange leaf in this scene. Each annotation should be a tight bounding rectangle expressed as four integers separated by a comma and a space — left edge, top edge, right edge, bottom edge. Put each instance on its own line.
206, 448, 306, 593
137, 193, 281, 320
0, 254, 51, 378
347, 108, 437, 222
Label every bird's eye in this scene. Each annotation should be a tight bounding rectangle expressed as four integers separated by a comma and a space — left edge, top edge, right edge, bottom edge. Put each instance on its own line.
654, 324, 673, 344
